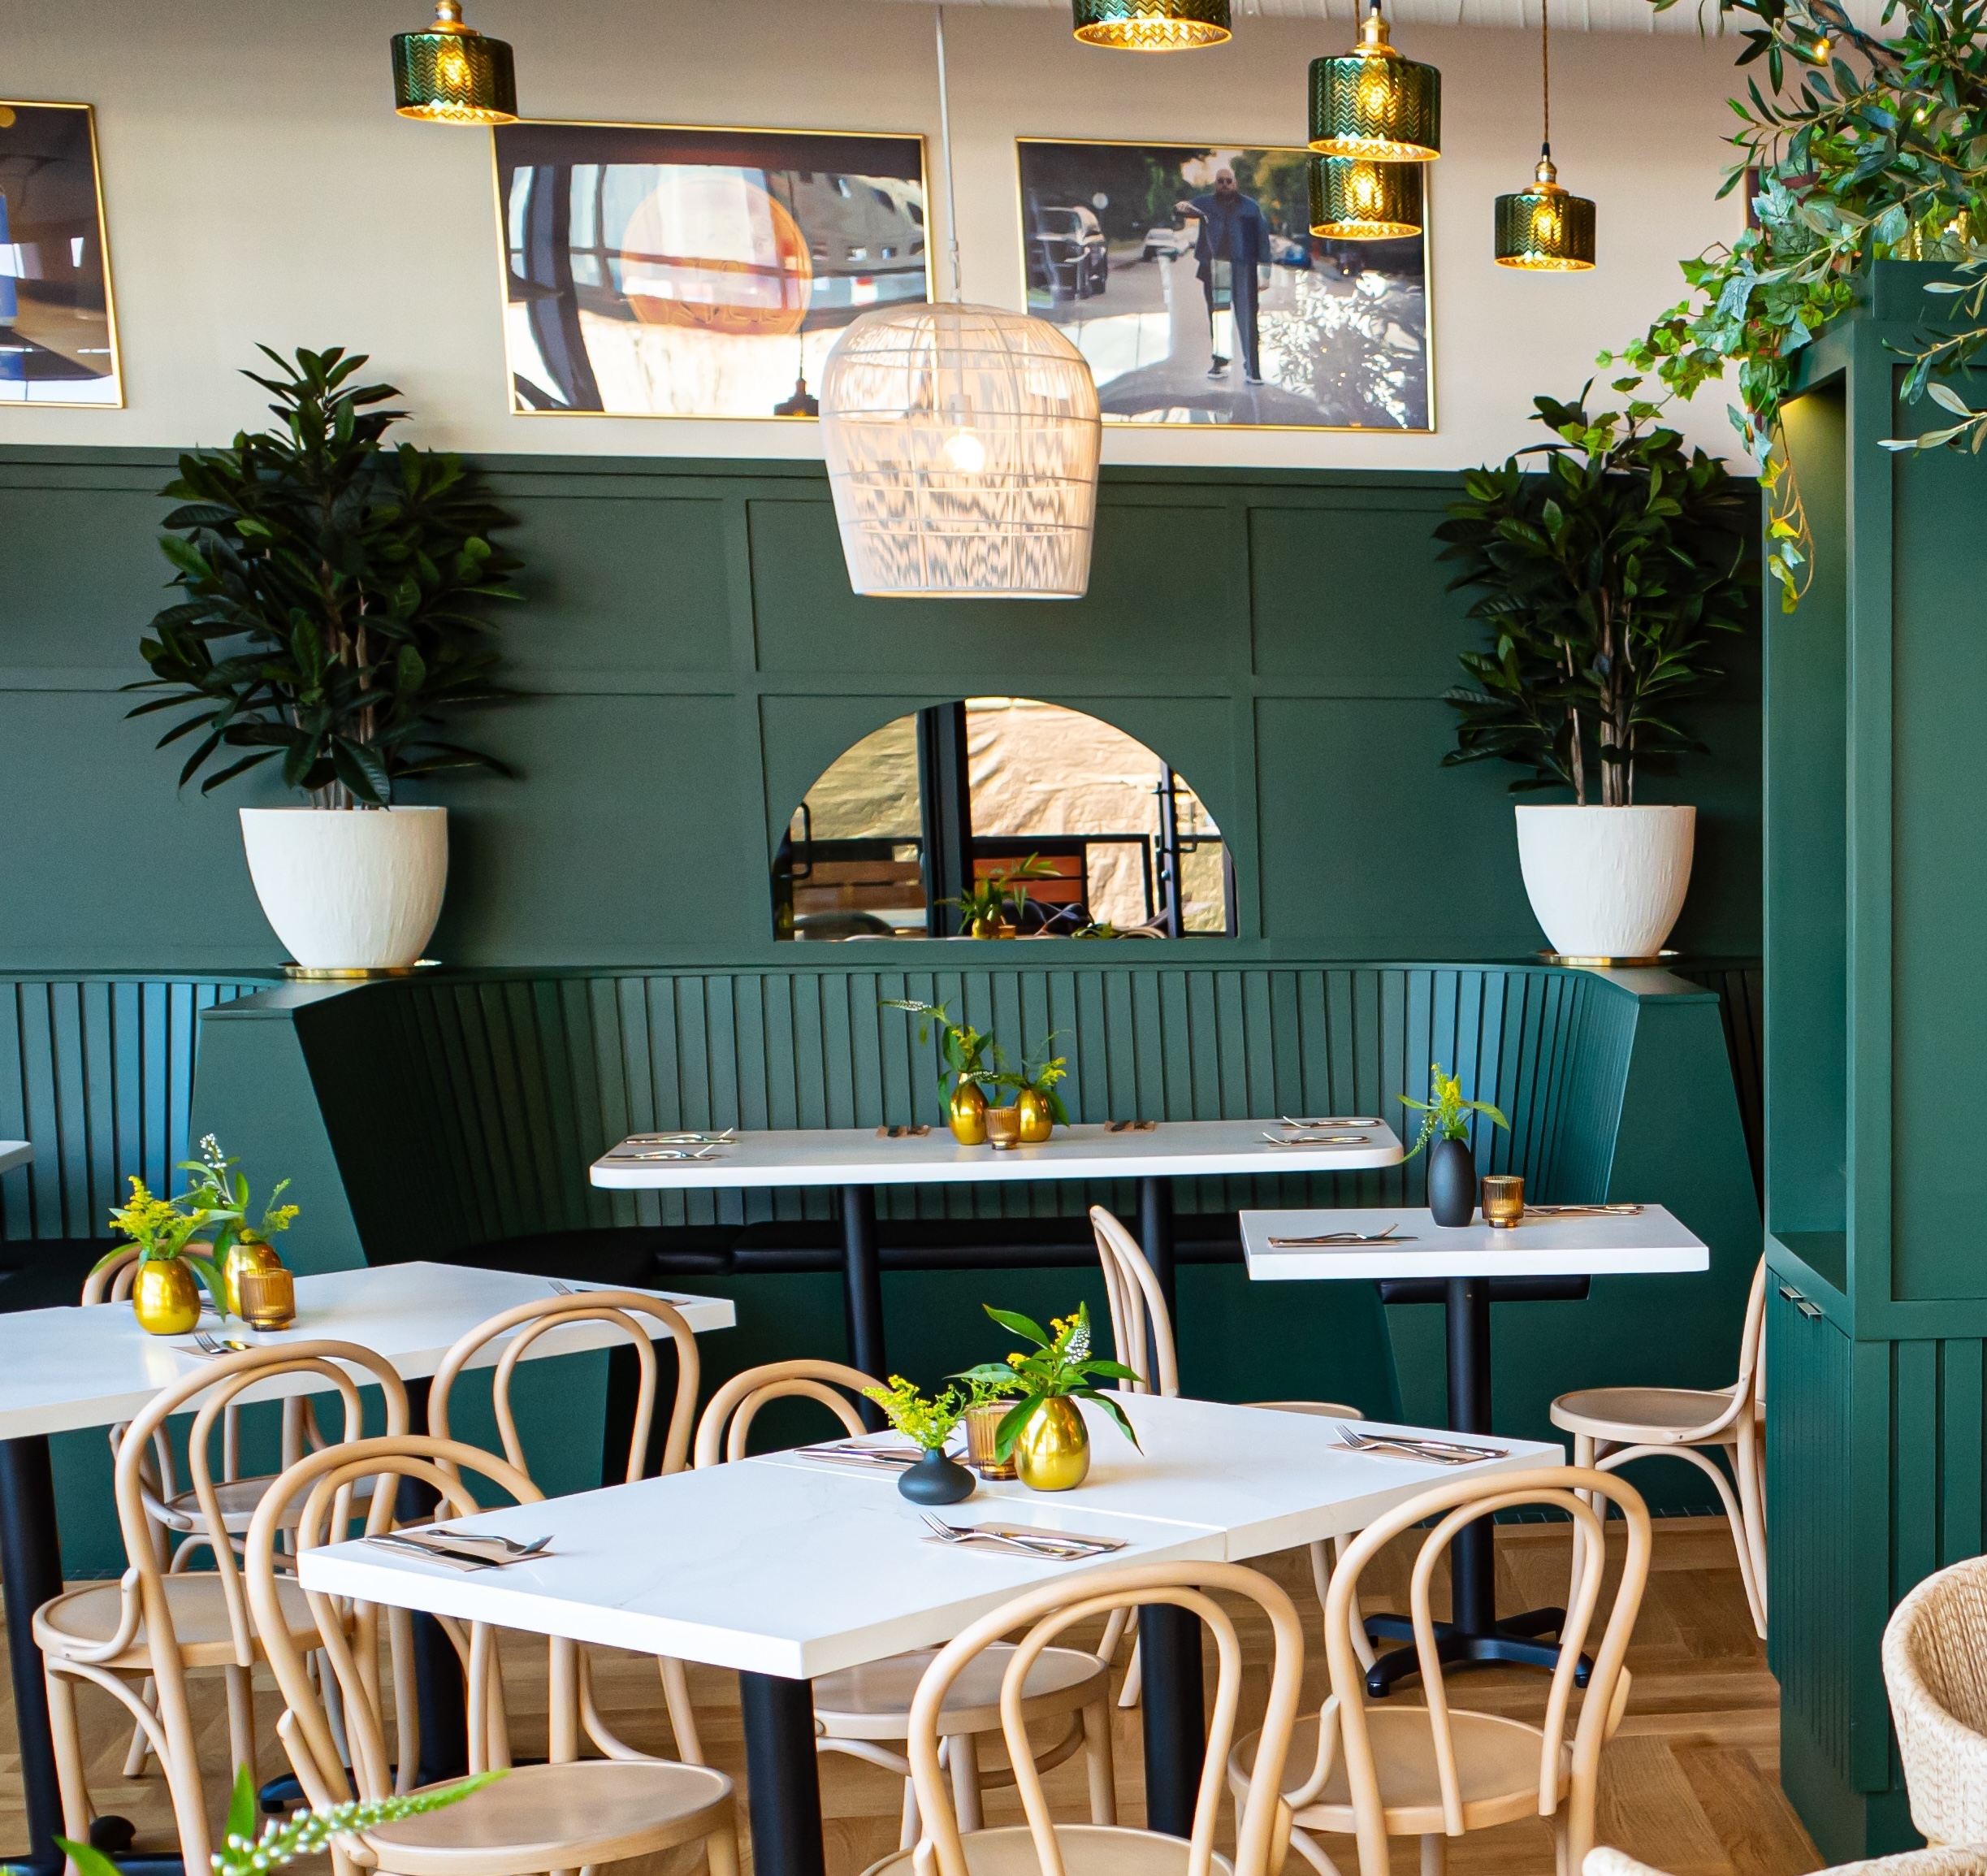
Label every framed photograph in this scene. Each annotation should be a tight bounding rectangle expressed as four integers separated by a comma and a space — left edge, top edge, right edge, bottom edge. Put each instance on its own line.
1016, 137, 1431, 431
493, 121, 930, 421
0, 102, 120, 407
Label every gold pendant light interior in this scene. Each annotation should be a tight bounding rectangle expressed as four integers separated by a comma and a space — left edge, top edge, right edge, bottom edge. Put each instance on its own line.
1493, 0, 1595, 269
1308, 6, 1440, 163
1310, 156, 1422, 239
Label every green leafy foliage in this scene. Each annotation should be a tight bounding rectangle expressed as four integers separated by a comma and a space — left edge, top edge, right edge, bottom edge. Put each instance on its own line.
180, 1133, 296, 1261
863, 1376, 969, 1449
993, 1032, 1073, 1125
128, 346, 522, 805
1436, 392, 1754, 804
954, 1302, 1143, 1458
100, 1174, 236, 1311
880, 998, 996, 1112
1400, 1063, 1510, 1159
1601, 0, 1987, 596
946, 854, 1061, 936
49, 1765, 499, 1876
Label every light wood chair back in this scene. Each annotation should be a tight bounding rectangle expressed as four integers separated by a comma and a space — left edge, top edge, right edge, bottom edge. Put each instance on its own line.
1089, 1206, 1177, 1395
247, 1432, 545, 1809
905, 1561, 1305, 1876
428, 1290, 701, 1483
1883, 1553, 1987, 1847
1318, 1467, 1650, 1876
694, 1358, 879, 1467
81, 1246, 141, 1305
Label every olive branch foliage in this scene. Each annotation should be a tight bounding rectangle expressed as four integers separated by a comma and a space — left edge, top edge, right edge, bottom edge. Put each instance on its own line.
128, 346, 522, 805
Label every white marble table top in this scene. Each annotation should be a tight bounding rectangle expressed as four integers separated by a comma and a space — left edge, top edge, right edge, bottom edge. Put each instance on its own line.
297, 1392, 1559, 1679
0, 1261, 734, 1441
589, 1118, 1405, 1191
0, 1142, 31, 1176
1238, 1204, 1710, 1280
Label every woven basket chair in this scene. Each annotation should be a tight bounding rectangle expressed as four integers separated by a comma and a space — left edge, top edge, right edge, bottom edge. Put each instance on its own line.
1884, 1553, 1987, 1846
1589, 1845, 1987, 1876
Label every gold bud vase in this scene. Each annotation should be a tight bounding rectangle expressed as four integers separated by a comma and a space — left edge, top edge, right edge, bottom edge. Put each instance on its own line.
1014, 1397, 1090, 1492
132, 1258, 201, 1337
221, 1234, 283, 1317
949, 1081, 989, 1146
1016, 1088, 1055, 1143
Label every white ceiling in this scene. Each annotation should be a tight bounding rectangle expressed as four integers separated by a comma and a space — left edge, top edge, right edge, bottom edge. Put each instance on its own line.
872, 0, 1889, 35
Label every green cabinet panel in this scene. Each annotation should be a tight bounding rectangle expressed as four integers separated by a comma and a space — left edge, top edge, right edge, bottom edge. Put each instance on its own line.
0, 478, 175, 670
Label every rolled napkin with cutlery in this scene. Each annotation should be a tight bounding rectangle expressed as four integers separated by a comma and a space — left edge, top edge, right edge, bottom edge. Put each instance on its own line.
920, 1514, 1128, 1560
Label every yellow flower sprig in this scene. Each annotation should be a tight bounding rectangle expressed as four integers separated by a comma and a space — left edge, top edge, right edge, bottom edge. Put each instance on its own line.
861, 1376, 968, 1453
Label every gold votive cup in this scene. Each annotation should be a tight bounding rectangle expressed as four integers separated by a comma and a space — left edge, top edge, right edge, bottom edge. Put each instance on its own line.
1481, 1175, 1526, 1229
985, 1104, 1023, 1151
237, 1265, 297, 1330
964, 1402, 1017, 1479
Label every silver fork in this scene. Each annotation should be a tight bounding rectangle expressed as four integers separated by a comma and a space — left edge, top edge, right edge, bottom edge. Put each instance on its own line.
548, 1279, 575, 1296
1335, 1423, 1505, 1462
193, 1329, 256, 1356
919, 1514, 1093, 1558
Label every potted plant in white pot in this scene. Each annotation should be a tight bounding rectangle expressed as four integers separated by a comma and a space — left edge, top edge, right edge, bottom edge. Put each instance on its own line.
1436, 391, 1755, 961
129, 345, 521, 973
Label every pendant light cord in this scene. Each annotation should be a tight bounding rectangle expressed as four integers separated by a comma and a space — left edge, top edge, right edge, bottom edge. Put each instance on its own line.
935, 6, 964, 302
1540, 0, 1552, 154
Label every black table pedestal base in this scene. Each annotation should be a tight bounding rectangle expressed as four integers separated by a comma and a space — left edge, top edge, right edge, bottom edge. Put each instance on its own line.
1137, 1601, 1204, 1838
738, 1672, 826, 1876
1362, 1607, 1578, 1696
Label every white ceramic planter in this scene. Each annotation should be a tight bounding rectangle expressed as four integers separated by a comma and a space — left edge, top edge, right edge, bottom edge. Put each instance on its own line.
1513, 804, 1695, 960
239, 806, 448, 972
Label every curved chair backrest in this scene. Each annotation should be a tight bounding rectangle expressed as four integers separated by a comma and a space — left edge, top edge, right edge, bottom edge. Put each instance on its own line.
81, 1246, 141, 1306
694, 1358, 879, 1468
1089, 1206, 1178, 1397
1733, 1254, 1768, 1405
248, 1432, 546, 1814
906, 1560, 1303, 1876
428, 1290, 701, 1484
1883, 1553, 1987, 1848
1322, 1467, 1651, 1876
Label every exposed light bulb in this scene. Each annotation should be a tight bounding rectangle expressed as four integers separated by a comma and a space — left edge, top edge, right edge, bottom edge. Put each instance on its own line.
942, 429, 987, 474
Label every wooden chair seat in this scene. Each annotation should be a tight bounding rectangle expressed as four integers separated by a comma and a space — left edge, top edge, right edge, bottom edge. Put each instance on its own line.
357, 1758, 735, 1876
159, 1472, 379, 1535
863, 1823, 1230, 1876
1549, 1386, 1741, 1445
34, 1560, 319, 1670
1232, 1709, 1571, 1838
816, 1644, 1107, 1740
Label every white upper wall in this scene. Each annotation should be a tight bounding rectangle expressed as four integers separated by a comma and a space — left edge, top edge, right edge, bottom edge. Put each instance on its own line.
0, 0, 1755, 470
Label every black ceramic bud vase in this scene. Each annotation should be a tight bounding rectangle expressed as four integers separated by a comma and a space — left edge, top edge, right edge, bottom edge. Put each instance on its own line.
1426, 1137, 1477, 1227
898, 1446, 976, 1506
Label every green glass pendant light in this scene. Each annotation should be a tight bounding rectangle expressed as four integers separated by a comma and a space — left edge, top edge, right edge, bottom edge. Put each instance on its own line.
1072, 0, 1232, 50
1494, 0, 1595, 270
1310, 156, 1422, 239
391, 0, 518, 125
1309, 3, 1440, 163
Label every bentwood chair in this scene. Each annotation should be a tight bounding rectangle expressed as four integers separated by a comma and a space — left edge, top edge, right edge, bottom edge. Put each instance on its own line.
426, 1289, 704, 1761
1588, 1848, 1987, 1876
859, 1560, 1305, 1876
1882, 1554, 1987, 1846
37, 1341, 408, 1876
1548, 1255, 1768, 1637
695, 1361, 1118, 1848
1087, 1204, 1374, 1698
249, 1432, 739, 1876
1229, 1467, 1651, 1876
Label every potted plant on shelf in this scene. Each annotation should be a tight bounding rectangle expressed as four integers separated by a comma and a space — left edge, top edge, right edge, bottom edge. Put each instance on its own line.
1435, 392, 1754, 962
881, 997, 996, 1143
182, 1133, 299, 1316
1400, 1063, 1509, 1228
948, 854, 1060, 939
128, 345, 522, 975
862, 1376, 977, 1505
955, 1302, 1140, 1493
99, 1177, 237, 1335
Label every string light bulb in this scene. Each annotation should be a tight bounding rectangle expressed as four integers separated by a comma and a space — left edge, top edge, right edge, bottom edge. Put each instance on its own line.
1493, 0, 1595, 270
391, 0, 517, 125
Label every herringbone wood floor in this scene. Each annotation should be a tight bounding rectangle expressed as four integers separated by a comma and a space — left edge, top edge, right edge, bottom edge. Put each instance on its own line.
0, 1516, 1818, 1876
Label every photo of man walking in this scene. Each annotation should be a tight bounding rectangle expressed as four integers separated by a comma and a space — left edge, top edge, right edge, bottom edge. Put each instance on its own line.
1176, 167, 1267, 383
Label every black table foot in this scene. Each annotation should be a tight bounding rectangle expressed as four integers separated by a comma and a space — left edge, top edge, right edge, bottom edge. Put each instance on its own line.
1363, 1608, 1590, 1696
738, 1671, 825, 1876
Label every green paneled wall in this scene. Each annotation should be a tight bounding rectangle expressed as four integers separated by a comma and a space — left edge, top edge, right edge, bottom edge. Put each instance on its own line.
0, 449, 1761, 973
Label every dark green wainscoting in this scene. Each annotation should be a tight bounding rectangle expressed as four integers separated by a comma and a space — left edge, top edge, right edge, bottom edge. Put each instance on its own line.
0, 449, 1761, 971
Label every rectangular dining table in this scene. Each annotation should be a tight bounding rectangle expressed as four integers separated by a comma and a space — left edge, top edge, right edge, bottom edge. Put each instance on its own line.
590, 1118, 1405, 1388
0, 1261, 734, 1875
1238, 1203, 1709, 1691
300, 1389, 1559, 1876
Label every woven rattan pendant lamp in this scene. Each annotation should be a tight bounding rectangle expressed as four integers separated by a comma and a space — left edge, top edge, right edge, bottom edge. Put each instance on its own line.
1494, 0, 1595, 269
391, 0, 517, 124
1309, 2, 1439, 164
819, 9, 1102, 599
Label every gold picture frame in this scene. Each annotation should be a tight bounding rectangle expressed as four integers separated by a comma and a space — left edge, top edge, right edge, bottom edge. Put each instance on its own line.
0, 100, 123, 409
1015, 135, 1434, 435
488, 118, 933, 422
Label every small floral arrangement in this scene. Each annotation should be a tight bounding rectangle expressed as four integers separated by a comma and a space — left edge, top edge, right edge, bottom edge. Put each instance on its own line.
947, 854, 1060, 937
1400, 1063, 1509, 1160
862, 1376, 968, 1453
881, 998, 995, 1109
100, 1176, 234, 1306
955, 1302, 1141, 1459
54, 1766, 496, 1876
994, 1035, 1071, 1125
182, 1133, 299, 1255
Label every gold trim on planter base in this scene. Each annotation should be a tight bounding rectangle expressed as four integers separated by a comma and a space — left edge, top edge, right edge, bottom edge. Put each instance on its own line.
282, 960, 441, 980
1536, 949, 1679, 968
